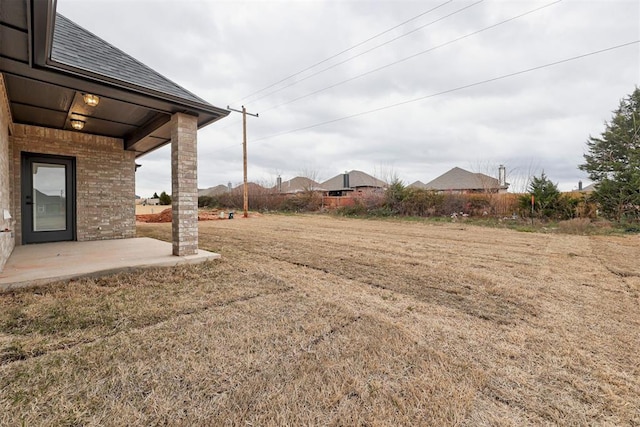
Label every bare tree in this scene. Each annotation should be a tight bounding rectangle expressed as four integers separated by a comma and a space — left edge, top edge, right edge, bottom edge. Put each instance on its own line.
373, 163, 399, 186
299, 166, 322, 192
506, 160, 541, 194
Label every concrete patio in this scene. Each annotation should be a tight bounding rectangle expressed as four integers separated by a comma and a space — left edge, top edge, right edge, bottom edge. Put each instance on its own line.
0, 238, 220, 291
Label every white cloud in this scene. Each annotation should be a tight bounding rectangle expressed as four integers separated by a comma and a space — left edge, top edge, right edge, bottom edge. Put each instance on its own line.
57, 0, 640, 196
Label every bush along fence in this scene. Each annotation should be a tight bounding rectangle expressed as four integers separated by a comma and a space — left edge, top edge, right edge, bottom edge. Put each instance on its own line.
198, 187, 598, 221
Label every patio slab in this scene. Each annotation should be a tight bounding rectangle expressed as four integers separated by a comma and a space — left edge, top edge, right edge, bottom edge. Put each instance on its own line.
0, 238, 220, 291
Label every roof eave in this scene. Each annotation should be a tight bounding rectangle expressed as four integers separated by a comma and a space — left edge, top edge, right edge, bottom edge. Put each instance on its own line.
30, 0, 229, 128
38, 59, 229, 126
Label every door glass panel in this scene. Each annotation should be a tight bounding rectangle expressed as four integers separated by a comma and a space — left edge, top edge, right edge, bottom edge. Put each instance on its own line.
32, 162, 67, 231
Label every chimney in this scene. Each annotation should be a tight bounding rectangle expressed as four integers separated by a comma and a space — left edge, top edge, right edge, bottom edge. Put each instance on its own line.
498, 165, 506, 187
343, 171, 350, 189
277, 175, 282, 193
578, 180, 583, 191
227, 181, 232, 192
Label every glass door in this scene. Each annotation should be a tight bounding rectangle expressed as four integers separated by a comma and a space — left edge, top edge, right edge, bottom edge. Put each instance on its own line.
21, 153, 75, 243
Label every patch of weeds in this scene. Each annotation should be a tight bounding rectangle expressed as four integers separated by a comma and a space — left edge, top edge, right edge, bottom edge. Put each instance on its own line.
10, 391, 31, 406
334, 204, 368, 217
557, 218, 594, 235
2, 301, 118, 336
368, 207, 395, 217
428, 216, 451, 223
1, 341, 28, 364
1, 307, 29, 333
381, 293, 397, 302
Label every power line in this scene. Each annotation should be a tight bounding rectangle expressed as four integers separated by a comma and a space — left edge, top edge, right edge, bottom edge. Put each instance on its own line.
234, 0, 454, 105
245, 0, 484, 106
248, 41, 639, 144
260, 0, 563, 113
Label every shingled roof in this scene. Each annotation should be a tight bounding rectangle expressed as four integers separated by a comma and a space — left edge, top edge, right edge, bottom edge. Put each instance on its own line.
321, 170, 387, 192
198, 185, 230, 197
51, 14, 210, 107
0, 1, 228, 154
408, 180, 427, 189
275, 177, 325, 194
424, 167, 503, 191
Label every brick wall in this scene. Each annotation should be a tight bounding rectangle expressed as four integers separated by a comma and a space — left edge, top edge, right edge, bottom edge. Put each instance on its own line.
171, 113, 198, 256
9, 124, 136, 245
0, 75, 14, 271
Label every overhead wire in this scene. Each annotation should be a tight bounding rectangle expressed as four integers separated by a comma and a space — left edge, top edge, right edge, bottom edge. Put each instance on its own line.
244, 0, 484, 106
260, 0, 563, 113
246, 41, 639, 144
233, 0, 454, 105
220, 1, 459, 137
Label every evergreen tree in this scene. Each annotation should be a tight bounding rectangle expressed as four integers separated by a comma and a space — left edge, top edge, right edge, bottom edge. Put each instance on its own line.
580, 88, 640, 221
520, 172, 560, 218
159, 191, 172, 205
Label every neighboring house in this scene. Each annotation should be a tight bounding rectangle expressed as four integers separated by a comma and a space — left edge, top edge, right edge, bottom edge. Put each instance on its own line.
0, 1, 229, 272
274, 176, 325, 194
145, 198, 160, 206
578, 181, 596, 193
321, 170, 387, 197
408, 180, 427, 189
422, 166, 509, 194
198, 185, 230, 197
231, 182, 268, 195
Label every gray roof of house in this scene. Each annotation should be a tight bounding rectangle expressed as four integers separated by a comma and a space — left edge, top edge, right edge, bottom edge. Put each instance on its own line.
198, 185, 229, 197
276, 177, 325, 194
581, 183, 596, 192
51, 14, 210, 106
321, 170, 387, 191
423, 167, 503, 191
408, 180, 427, 189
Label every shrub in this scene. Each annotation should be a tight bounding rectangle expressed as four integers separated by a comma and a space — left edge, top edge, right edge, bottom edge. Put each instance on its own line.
400, 189, 444, 217
279, 193, 322, 212
557, 218, 593, 234
159, 191, 171, 205
198, 196, 217, 208
335, 200, 368, 216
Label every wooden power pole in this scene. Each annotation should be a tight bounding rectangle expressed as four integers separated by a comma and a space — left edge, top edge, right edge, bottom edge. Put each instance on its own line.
227, 105, 258, 218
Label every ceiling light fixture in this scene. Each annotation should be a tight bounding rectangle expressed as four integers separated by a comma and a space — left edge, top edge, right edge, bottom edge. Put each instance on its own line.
70, 119, 85, 130
83, 93, 100, 107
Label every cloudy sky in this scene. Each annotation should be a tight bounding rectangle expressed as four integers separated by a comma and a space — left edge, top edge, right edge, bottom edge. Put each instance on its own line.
56, 0, 639, 196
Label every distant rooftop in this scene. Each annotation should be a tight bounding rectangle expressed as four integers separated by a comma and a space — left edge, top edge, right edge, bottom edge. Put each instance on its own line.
424, 167, 505, 191
321, 170, 387, 191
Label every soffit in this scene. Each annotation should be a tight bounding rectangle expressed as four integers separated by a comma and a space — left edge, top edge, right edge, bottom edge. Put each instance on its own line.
0, 0, 228, 157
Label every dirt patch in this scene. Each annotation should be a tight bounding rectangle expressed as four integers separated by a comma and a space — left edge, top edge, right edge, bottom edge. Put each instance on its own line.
135, 208, 248, 223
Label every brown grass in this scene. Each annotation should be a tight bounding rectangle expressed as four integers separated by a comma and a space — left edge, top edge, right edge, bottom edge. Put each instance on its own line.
1, 214, 639, 425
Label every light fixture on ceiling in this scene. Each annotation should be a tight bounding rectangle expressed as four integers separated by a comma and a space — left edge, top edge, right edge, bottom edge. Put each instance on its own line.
83, 93, 100, 107
70, 119, 85, 130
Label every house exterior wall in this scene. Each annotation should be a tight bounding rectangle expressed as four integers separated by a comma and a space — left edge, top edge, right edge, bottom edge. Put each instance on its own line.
9, 124, 136, 245
0, 75, 14, 271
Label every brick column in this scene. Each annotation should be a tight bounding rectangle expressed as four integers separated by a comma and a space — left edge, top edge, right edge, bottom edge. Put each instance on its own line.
171, 113, 198, 256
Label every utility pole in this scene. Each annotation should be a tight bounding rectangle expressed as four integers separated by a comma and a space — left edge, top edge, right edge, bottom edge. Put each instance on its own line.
227, 105, 258, 218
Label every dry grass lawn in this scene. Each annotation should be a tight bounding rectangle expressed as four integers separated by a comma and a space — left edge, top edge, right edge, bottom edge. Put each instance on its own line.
1, 214, 639, 426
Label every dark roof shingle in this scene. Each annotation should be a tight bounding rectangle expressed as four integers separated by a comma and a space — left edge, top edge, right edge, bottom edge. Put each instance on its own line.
51, 14, 210, 106
321, 170, 387, 191
424, 167, 501, 191
275, 177, 325, 194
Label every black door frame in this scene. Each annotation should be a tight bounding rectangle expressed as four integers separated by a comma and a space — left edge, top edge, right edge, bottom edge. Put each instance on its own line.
21, 152, 76, 244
